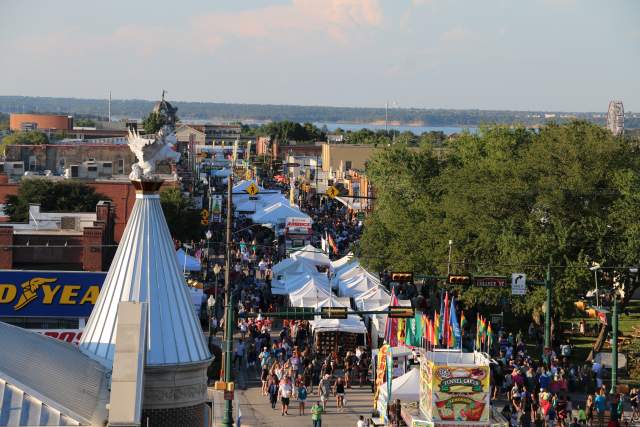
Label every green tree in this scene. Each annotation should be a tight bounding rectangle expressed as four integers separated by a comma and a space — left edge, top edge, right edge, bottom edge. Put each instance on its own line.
74, 118, 96, 127
359, 121, 640, 323
1, 131, 48, 147
4, 179, 109, 222
160, 187, 203, 241
142, 111, 166, 134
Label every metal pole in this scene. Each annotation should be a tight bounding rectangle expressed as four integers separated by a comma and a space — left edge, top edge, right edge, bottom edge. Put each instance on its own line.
447, 240, 453, 275
595, 270, 599, 307
222, 153, 235, 427
544, 264, 552, 351
609, 294, 618, 394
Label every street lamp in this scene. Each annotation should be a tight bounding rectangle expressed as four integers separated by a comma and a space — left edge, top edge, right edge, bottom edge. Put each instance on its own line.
213, 263, 221, 306
590, 263, 601, 307
205, 229, 213, 281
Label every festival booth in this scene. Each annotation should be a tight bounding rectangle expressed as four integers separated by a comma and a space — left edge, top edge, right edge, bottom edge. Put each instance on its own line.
271, 268, 329, 295
404, 350, 507, 427
287, 278, 333, 306
377, 367, 421, 426
251, 202, 311, 235
338, 273, 381, 298
310, 312, 367, 357
330, 252, 355, 270
291, 244, 331, 267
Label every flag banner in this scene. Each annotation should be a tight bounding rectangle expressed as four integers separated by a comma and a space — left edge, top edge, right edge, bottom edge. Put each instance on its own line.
450, 296, 461, 348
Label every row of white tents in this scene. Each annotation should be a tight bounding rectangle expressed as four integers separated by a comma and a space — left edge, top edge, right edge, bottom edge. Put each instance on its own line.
270, 245, 410, 338
232, 180, 311, 233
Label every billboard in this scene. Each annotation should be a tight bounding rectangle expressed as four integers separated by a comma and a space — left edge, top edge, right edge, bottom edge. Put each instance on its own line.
285, 217, 312, 235
0, 271, 107, 317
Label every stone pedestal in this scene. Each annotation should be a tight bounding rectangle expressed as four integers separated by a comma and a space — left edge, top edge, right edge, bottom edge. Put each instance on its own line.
141, 362, 209, 427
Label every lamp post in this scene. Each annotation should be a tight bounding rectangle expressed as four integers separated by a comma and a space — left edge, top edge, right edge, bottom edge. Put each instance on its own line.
213, 263, 221, 313
205, 229, 212, 281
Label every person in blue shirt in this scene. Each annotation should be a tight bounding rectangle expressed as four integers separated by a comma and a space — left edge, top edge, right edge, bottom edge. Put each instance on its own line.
594, 390, 607, 426
298, 383, 308, 416
539, 369, 551, 391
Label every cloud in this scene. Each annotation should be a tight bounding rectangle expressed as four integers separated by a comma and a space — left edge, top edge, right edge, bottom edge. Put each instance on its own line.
190, 0, 383, 49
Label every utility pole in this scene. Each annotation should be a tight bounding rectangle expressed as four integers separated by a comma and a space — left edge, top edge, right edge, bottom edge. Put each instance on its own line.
609, 293, 618, 394
221, 141, 238, 427
447, 240, 453, 275
544, 264, 552, 351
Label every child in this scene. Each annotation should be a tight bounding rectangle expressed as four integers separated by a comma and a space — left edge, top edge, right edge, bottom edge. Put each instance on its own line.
298, 382, 308, 416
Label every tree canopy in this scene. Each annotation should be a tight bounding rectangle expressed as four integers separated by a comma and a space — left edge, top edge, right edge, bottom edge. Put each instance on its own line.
160, 187, 204, 242
4, 179, 109, 222
358, 121, 640, 320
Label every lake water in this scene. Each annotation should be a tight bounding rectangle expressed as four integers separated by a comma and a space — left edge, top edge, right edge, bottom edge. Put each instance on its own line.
313, 122, 477, 135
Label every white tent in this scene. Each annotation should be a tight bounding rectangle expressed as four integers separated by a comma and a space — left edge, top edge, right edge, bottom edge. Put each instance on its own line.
330, 253, 354, 270
291, 244, 331, 267
338, 274, 381, 298
288, 278, 333, 305
297, 296, 351, 309
251, 202, 310, 228
272, 272, 330, 295
233, 179, 266, 194
175, 249, 201, 271
310, 315, 367, 334
378, 367, 420, 402
272, 258, 298, 274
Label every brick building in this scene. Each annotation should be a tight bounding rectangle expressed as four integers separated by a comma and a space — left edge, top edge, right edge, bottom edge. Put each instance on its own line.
0, 175, 178, 242
9, 113, 73, 131
0, 200, 116, 271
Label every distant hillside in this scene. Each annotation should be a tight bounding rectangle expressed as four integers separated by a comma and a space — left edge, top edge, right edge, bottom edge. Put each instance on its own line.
1, 95, 638, 128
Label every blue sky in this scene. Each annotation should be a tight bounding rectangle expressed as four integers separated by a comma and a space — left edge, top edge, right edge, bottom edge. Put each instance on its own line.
0, 0, 638, 111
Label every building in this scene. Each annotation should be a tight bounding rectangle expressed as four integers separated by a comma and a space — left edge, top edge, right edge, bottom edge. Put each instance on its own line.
175, 124, 242, 146
606, 100, 624, 136
0, 179, 211, 427
0, 201, 115, 271
0, 175, 178, 241
321, 143, 380, 172
4, 141, 136, 175
9, 113, 73, 131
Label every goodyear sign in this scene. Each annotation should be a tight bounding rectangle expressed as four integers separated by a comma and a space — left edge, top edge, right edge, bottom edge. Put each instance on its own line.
0, 271, 106, 317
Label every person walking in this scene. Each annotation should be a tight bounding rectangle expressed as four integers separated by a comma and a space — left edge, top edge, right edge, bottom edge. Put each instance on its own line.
279, 376, 293, 416
317, 374, 332, 410
298, 382, 308, 416
334, 376, 346, 412
311, 401, 324, 427
268, 377, 279, 410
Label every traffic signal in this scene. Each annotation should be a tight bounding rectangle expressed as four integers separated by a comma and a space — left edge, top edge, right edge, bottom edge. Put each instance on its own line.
388, 306, 415, 318
320, 307, 348, 319
447, 274, 472, 285
390, 272, 414, 283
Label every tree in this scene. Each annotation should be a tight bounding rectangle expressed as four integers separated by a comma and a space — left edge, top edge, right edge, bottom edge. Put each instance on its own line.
4, 179, 109, 222
359, 121, 640, 324
74, 118, 96, 127
160, 187, 203, 241
142, 111, 166, 134
1, 131, 48, 148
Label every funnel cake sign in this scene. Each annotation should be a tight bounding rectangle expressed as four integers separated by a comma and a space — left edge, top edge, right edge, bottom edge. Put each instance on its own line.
421, 361, 491, 423
0, 271, 106, 317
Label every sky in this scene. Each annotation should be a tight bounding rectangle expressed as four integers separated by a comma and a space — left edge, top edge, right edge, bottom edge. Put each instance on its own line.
0, 0, 638, 112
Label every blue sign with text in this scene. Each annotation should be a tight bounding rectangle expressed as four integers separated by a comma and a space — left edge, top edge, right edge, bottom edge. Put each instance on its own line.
0, 270, 107, 317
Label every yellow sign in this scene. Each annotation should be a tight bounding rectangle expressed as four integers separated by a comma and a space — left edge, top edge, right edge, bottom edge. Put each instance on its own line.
245, 169, 253, 180
200, 209, 209, 225
246, 183, 259, 196
326, 186, 339, 199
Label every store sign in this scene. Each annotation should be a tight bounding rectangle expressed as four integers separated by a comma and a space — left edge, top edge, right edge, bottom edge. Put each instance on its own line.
33, 329, 83, 345
431, 366, 490, 422
0, 271, 106, 317
285, 217, 312, 235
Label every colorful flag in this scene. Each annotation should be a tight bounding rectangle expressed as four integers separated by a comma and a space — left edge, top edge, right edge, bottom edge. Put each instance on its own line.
487, 322, 493, 350
443, 292, 450, 348
460, 311, 467, 336
475, 313, 481, 350
384, 290, 399, 347
397, 318, 406, 344
450, 296, 461, 348
414, 311, 423, 347
434, 311, 440, 348
327, 233, 338, 254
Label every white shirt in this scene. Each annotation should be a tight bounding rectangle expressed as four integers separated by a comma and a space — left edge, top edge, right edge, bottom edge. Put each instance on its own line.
357, 420, 366, 427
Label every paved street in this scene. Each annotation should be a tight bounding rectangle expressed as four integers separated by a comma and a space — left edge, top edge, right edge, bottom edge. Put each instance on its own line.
236, 373, 374, 427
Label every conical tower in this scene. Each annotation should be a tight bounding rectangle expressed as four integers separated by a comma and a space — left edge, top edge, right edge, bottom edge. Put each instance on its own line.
80, 172, 211, 425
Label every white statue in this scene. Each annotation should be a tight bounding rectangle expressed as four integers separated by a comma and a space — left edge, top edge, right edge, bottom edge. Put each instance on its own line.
127, 125, 180, 180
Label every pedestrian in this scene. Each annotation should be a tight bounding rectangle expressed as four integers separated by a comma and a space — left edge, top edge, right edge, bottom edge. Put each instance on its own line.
234, 339, 245, 368
279, 376, 293, 416
268, 377, 279, 410
357, 415, 366, 427
259, 346, 272, 395
317, 374, 332, 410
595, 390, 607, 427
334, 376, 346, 412
585, 395, 594, 426
311, 401, 324, 427
298, 382, 308, 416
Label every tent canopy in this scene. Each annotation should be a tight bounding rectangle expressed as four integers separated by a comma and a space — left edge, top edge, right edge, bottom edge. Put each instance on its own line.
310, 315, 367, 334
338, 274, 381, 298
330, 253, 354, 270
251, 202, 310, 227
291, 244, 331, 266
176, 249, 201, 271
379, 367, 420, 402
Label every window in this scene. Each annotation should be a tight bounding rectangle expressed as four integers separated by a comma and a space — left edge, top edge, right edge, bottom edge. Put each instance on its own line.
345, 161, 352, 170
117, 159, 125, 174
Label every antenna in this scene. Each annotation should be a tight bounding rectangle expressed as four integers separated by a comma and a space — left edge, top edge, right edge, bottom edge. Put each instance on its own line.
108, 91, 112, 122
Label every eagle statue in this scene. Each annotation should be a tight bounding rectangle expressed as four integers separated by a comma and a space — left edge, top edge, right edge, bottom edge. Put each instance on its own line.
127, 125, 180, 180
